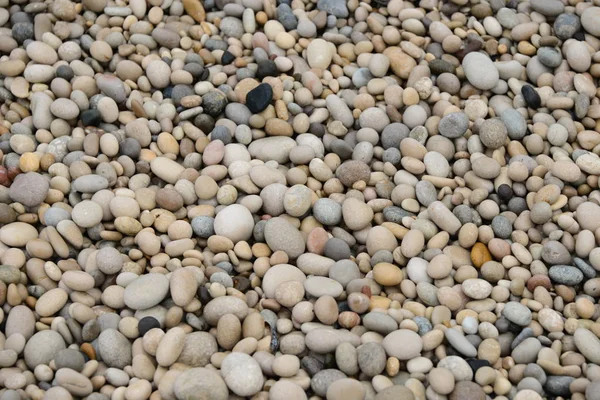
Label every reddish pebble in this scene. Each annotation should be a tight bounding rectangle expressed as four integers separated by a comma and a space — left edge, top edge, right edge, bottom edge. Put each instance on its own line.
306, 227, 329, 255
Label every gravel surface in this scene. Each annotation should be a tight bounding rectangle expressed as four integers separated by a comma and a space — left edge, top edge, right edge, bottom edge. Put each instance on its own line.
0, 0, 600, 400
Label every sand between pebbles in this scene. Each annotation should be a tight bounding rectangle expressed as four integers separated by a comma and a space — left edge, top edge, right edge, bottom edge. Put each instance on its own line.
1, 0, 600, 399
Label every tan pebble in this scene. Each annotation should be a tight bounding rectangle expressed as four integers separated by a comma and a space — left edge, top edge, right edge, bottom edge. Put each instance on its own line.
373, 262, 403, 286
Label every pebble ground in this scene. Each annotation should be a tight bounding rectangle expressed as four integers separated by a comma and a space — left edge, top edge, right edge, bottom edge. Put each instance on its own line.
1, 0, 600, 400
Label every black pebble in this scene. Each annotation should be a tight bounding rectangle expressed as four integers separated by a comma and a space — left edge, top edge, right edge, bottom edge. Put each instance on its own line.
467, 359, 490, 373
256, 59, 278, 79
521, 85, 541, 109
198, 286, 212, 304
245, 83, 273, 114
80, 109, 102, 127
497, 184, 513, 202
138, 317, 160, 336
194, 114, 215, 133
221, 50, 235, 65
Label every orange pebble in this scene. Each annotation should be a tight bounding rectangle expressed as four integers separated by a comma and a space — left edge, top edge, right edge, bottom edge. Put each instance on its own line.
471, 242, 492, 267
81, 343, 96, 360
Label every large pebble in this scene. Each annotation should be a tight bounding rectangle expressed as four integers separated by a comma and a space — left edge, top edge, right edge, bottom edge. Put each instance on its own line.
123, 274, 170, 310
462, 52, 499, 90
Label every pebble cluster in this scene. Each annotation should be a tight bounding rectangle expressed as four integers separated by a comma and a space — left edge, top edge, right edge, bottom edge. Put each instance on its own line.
1, 0, 600, 399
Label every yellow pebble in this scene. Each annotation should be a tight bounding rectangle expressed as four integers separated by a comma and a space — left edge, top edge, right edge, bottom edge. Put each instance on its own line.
19, 152, 40, 172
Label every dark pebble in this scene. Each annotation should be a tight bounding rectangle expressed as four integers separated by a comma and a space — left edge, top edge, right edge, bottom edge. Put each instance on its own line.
302, 356, 324, 377
202, 90, 228, 116
233, 276, 250, 292
12, 22, 34, 44
194, 114, 215, 133
428, 59, 454, 75
183, 63, 205, 80
162, 86, 173, 99
119, 138, 141, 159
0, 87, 15, 102
56, 65, 74, 81
246, 83, 273, 114
323, 238, 352, 261
573, 31, 586, 41
467, 359, 490, 373
330, 139, 353, 160
138, 317, 161, 336
221, 50, 235, 65
198, 286, 212, 305
256, 59, 278, 79
521, 85, 541, 109
508, 197, 528, 214
80, 109, 102, 126
497, 184, 513, 202
544, 376, 574, 397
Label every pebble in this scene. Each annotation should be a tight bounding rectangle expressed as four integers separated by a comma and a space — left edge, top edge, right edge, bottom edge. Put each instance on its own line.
439, 112, 469, 138
462, 52, 499, 90
214, 204, 255, 243
123, 273, 170, 310
382, 330, 422, 360
97, 329, 132, 368
9, 172, 48, 206
503, 301, 532, 326
174, 368, 229, 400
221, 353, 264, 396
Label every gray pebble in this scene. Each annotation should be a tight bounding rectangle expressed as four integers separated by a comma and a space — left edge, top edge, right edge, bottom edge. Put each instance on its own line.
438, 112, 469, 138
549, 265, 584, 285
357, 342, 386, 377
541, 240, 572, 265
503, 301, 532, 326
500, 108, 527, 140
544, 376, 574, 398
313, 198, 342, 226
491, 215, 512, 239
311, 369, 347, 396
